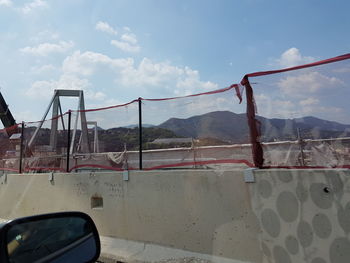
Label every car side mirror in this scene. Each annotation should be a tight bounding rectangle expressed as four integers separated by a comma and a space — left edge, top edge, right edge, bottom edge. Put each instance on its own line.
0, 212, 100, 263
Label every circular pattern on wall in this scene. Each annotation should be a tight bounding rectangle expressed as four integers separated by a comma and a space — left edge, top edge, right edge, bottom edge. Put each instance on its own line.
258, 179, 272, 199
311, 257, 327, 263
327, 174, 344, 199
285, 235, 299, 255
261, 241, 271, 258
312, 213, 332, 239
276, 191, 299, 222
296, 181, 308, 203
330, 238, 350, 263
261, 208, 281, 238
273, 245, 291, 263
297, 221, 313, 248
278, 173, 293, 183
337, 202, 350, 234
257, 172, 347, 263
310, 183, 334, 209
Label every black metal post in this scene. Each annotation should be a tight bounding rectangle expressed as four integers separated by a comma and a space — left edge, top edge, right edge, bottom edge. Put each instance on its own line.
66, 110, 71, 173
19, 122, 24, 174
297, 128, 305, 166
138, 98, 143, 170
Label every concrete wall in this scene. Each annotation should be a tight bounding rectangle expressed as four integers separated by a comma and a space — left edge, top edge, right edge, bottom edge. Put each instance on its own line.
249, 169, 350, 263
1, 169, 349, 263
0, 170, 262, 263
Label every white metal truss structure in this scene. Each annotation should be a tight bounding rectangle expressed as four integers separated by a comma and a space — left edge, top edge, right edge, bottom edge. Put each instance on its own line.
27, 89, 90, 154
77, 121, 100, 153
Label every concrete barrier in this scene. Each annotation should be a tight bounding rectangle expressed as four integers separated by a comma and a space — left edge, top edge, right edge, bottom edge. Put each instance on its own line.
1, 168, 349, 263
0, 170, 262, 263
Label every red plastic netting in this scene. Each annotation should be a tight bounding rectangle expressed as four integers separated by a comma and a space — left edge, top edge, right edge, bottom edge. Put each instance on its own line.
242, 53, 350, 168
65, 85, 252, 172
68, 101, 140, 172
21, 112, 69, 173
2, 53, 349, 173
0, 124, 20, 173
140, 85, 251, 169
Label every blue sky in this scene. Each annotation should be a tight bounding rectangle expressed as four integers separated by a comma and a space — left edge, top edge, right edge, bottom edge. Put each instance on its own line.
0, 0, 349, 125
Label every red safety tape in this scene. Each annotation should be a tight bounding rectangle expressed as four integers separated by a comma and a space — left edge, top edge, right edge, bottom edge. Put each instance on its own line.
143, 159, 254, 170
142, 85, 240, 102
73, 85, 241, 113
0, 124, 19, 134
66, 159, 254, 172
74, 99, 139, 113
0, 167, 19, 172
68, 164, 133, 172
25, 112, 69, 125
241, 53, 350, 84
24, 167, 66, 172
263, 165, 350, 169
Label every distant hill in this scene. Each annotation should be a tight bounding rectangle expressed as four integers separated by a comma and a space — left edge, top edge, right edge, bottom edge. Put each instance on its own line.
12, 111, 350, 157
158, 111, 350, 143
122, 124, 155, 128
158, 111, 250, 143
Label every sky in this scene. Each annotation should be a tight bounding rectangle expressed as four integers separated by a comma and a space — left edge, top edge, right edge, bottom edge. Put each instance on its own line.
0, 0, 349, 126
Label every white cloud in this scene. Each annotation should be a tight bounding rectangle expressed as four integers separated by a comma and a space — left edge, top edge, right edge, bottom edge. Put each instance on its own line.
20, 41, 74, 56
255, 92, 344, 122
119, 57, 218, 95
30, 64, 56, 74
0, 0, 12, 7
255, 93, 298, 118
278, 71, 344, 97
26, 75, 92, 99
333, 67, 350, 74
299, 97, 319, 106
121, 33, 137, 44
110, 27, 141, 53
275, 47, 315, 68
27, 50, 219, 109
95, 21, 118, 35
62, 51, 217, 96
62, 50, 133, 76
21, 0, 47, 14
13, 110, 40, 123
30, 30, 59, 43
111, 39, 140, 53
301, 105, 342, 116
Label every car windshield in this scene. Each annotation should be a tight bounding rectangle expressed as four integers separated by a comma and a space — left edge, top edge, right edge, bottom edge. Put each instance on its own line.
1, 1, 350, 263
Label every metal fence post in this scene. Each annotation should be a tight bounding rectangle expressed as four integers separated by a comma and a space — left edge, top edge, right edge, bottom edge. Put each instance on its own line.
66, 111, 71, 173
297, 128, 306, 166
138, 98, 143, 170
19, 122, 24, 174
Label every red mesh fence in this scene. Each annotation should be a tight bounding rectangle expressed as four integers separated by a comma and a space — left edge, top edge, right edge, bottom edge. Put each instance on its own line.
242, 53, 350, 168
22, 112, 69, 173
68, 101, 140, 172
1, 53, 349, 173
0, 124, 20, 173
67, 85, 252, 172
140, 86, 251, 169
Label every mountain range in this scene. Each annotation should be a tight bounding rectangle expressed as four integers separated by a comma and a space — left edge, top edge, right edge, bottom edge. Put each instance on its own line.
158, 111, 350, 143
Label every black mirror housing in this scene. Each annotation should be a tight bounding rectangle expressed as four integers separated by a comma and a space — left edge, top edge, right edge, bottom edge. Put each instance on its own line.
0, 212, 100, 263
